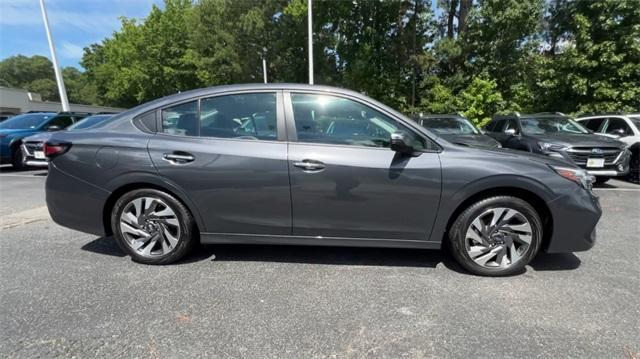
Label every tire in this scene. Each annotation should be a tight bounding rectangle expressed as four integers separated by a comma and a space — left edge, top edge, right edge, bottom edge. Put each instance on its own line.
111, 188, 197, 264
594, 176, 610, 185
11, 145, 25, 170
448, 196, 543, 276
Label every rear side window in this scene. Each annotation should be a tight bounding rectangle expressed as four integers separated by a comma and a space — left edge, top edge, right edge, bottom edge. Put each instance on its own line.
160, 93, 277, 140
582, 118, 605, 132
200, 93, 276, 140
484, 120, 501, 132
162, 101, 198, 136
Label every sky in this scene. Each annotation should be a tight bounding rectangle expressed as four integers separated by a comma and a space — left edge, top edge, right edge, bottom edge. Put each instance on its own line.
0, 0, 163, 69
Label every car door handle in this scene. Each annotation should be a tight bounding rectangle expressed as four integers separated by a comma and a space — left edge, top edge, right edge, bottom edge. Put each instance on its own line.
293, 159, 326, 171
162, 152, 195, 164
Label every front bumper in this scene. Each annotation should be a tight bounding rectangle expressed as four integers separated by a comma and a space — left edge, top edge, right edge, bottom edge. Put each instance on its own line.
546, 148, 631, 178
21, 143, 49, 167
544, 185, 601, 253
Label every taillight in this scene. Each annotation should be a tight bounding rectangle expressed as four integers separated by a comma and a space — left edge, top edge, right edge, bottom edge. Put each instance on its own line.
43, 142, 71, 158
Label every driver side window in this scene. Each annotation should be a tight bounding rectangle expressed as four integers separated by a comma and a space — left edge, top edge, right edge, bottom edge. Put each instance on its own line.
47, 116, 74, 129
604, 118, 631, 136
290, 93, 426, 150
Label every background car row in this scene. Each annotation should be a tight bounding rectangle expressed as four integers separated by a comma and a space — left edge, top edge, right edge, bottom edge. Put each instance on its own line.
413, 112, 637, 184
0, 112, 117, 169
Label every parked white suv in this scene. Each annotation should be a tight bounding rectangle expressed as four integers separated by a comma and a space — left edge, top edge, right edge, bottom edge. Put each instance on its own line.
576, 113, 640, 183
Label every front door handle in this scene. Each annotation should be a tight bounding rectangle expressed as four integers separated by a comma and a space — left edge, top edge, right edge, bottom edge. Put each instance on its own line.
293, 159, 326, 171
162, 152, 195, 164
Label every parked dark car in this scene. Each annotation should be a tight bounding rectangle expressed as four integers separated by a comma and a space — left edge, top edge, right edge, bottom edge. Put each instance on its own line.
0, 111, 90, 169
483, 112, 631, 184
45, 84, 601, 276
413, 113, 501, 148
21, 114, 115, 168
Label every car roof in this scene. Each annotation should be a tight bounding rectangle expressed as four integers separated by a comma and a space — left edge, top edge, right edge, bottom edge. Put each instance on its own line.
415, 114, 467, 120
108, 83, 401, 122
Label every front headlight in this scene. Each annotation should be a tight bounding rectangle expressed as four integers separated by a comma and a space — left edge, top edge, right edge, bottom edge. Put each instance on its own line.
550, 165, 593, 190
539, 142, 567, 152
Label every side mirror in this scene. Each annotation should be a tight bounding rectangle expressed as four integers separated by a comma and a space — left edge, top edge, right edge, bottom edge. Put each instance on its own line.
504, 128, 518, 136
46, 125, 62, 132
390, 131, 414, 154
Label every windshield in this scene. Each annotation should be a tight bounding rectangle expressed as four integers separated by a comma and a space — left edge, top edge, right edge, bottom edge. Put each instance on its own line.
421, 117, 479, 135
68, 115, 113, 130
520, 116, 589, 135
0, 113, 54, 130
629, 116, 640, 127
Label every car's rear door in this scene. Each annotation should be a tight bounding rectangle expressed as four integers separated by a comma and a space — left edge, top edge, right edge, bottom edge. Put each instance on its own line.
284, 91, 442, 241
147, 91, 291, 235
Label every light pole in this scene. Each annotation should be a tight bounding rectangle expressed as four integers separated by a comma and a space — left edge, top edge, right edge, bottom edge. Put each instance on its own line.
308, 0, 314, 85
39, 0, 69, 112
262, 47, 268, 84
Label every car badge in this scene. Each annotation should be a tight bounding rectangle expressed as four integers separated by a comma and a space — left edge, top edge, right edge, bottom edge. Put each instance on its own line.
591, 148, 603, 155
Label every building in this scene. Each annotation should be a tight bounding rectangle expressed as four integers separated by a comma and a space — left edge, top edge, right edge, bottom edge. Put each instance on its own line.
0, 87, 124, 116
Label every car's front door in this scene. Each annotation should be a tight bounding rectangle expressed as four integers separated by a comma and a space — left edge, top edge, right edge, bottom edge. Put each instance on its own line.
285, 92, 442, 241
147, 91, 291, 235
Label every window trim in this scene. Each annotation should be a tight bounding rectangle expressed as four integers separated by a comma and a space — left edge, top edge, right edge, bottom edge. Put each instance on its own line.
153, 90, 285, 142
283, 90, 440, 152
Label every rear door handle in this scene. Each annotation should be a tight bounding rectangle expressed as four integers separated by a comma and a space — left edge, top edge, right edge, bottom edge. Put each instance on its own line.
293, 159, 326, 171
162, 152, 195, 164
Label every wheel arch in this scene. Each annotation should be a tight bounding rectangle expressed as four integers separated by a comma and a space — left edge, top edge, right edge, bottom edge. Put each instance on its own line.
102, 182, 204, 237
433, 177, 555, 252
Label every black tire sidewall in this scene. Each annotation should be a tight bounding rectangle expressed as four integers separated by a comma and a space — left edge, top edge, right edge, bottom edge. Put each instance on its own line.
449, 196, 543, 276
111, 189, 196, 264
11, 146, 25, 170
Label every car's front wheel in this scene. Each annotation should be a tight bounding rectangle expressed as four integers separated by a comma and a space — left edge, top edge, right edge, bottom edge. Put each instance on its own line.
111, 189, 197, 264
11, 145, 26, 170
448, 196, 542, 276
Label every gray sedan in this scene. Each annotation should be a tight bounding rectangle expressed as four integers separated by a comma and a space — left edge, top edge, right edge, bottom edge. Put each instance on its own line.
44, 84, 601, 276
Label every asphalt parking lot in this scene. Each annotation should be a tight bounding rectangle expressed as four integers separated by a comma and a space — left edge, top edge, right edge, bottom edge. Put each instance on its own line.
0, 165, 638, 358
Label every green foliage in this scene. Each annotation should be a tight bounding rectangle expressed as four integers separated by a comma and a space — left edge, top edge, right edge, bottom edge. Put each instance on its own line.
458, 75, 506, 126
82, 0, 198, 107
0, 55, 97, 104
4, 0, 638, 117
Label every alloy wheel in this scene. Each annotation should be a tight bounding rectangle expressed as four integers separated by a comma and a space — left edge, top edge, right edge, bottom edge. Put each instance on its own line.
464, 207, 533, 268
119, 196, 181, 257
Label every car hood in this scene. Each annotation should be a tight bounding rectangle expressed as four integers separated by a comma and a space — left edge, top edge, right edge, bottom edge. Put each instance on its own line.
0, 128, 39, 137
528, 133, 625, 148
23, 131, 53, 143
485, 147, 577, 170
438, 134, 501, 148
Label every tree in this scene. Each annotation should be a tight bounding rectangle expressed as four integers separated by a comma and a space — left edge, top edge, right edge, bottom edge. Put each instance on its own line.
538, 0, 640, 113
82, 0, 199, 107
0, 55, 96, 104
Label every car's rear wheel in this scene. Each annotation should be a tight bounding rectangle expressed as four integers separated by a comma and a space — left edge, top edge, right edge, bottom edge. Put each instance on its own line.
111, 189, 196, 264
448, 196, 542, 276
11, 145, 26, 170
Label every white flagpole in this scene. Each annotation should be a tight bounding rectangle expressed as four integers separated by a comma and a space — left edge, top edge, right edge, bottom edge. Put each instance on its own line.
39, 0, 70, 112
